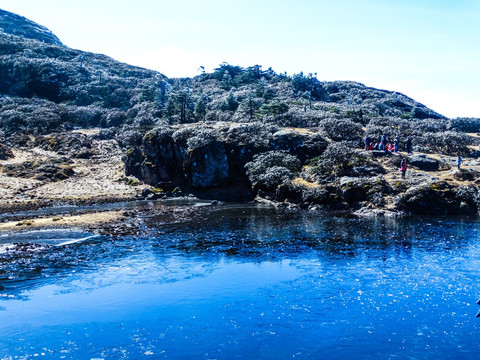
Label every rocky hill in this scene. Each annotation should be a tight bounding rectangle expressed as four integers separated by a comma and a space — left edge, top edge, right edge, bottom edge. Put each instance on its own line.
0, 8, 445, 137
1, 8, 480, 220
0, 9, 62, 45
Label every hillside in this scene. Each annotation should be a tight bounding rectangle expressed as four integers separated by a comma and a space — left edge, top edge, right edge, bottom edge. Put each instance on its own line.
1, 8, 480, 222
0, 8, 447, 138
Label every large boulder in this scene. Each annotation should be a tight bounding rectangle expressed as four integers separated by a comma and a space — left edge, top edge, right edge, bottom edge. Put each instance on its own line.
339, 176, 391, 205
124, 147, 143, 180
394, 181, 477, 215
134, 126, 231, 189
408, 154, 439, 171
34, 133, 93, 158
2, 159, 74, 182
451, 169, 479, 181
269, 130, 328, 163
141, 128, 177, 182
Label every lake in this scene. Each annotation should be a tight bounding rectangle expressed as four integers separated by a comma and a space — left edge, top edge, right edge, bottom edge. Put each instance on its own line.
1, 204, 479, 359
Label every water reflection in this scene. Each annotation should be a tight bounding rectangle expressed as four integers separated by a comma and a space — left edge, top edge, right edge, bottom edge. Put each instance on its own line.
0, 205, 480, 358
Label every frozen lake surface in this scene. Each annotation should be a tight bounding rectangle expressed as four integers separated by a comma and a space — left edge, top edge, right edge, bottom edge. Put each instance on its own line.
1, 204, 479, 359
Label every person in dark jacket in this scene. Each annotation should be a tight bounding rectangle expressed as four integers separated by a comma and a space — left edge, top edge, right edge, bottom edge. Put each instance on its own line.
381, 134, 388, 145
394, 136, 399, 153
406, 136, 413, 154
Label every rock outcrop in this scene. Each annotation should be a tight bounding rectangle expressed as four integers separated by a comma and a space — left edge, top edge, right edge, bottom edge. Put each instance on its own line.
408, 154, 439, 171
0, 141, 13, 160
394, 181, 479, 215
125, 123, 328, 200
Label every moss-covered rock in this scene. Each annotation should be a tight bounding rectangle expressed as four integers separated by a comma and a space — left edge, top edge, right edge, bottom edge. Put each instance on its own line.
394, 181, 478, 215
2, 159, 74, 182
0, 142, 13, 160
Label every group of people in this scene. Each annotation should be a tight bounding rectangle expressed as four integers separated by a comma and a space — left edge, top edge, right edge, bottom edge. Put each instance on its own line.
363, 134, 465, 179
364, 134, 413, 154
364, 134, 413, 179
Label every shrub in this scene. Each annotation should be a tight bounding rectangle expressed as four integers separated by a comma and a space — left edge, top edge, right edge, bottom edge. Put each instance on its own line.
103, 109, 127, 127
291, 72, 326, 100
253, 166, 295, 190
448, 118, 480, 133
261, 102, 289, 115
116, 125, 144, 147
311, 141, 379, 178
245, 150, 301, 191
219, 92, 239, 111
172, 126, 201, 146
319, 118, 364, 141
420, 131, 474, 156
365, 116, 412, 140
186, 128, 220, 150
141, 127, 175, 157
415, 118, 448, 134
224, 122, 280, 146
263, 107, 335, 128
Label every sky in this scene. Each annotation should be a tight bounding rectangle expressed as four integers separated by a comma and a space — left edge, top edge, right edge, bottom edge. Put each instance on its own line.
1, 0, 479, 118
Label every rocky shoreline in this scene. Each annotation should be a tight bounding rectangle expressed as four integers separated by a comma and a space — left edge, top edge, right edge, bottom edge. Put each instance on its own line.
1, 125, 480, 238
124, 122, 480, 217
2, 8, 480, 236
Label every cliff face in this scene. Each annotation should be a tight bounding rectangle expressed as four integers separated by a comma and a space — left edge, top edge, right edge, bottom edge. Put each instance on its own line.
0, 9, 62, 45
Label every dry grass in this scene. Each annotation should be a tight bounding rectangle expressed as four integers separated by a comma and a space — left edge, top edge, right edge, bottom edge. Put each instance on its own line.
0, 210, 123, 231
292, 177, 320, 188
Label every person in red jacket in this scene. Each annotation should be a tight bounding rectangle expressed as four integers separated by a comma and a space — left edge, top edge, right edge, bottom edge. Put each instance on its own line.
400, 158, 407, 179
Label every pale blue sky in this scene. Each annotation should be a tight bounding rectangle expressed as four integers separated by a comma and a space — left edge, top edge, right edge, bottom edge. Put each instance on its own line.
1, 0, 479, 118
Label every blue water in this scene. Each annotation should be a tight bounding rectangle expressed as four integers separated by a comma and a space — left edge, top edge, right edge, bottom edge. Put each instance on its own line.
0, 204, 480, 359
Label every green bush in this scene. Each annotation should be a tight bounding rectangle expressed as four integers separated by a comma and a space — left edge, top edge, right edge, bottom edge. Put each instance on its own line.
319, 118, 364, 141
245, 150, 301, 191
448, 118, 480, 133
311, 141, 380, 178
420, 131, 474, 156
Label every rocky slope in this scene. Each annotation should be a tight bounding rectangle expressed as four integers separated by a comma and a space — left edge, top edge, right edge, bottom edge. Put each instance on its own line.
0, 9, 62, 45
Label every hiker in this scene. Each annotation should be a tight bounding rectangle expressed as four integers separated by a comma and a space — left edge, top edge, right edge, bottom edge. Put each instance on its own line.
406, 136, 413, 154
386, 143, 395, 152
457, 155, 463, 170
400, 158, 407, 179
394, 136, 399, 153
381, 134, 388, 145
364, 136, 372, 151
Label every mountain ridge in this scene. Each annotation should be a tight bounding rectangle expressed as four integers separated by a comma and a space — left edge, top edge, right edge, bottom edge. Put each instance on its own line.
0, 8, 445, 123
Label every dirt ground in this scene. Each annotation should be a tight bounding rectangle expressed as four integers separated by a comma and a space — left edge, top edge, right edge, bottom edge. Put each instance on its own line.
0, 131, 148, 214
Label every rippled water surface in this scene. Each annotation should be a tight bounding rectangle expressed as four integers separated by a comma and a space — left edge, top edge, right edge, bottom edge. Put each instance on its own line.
1, 204, 480, 359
